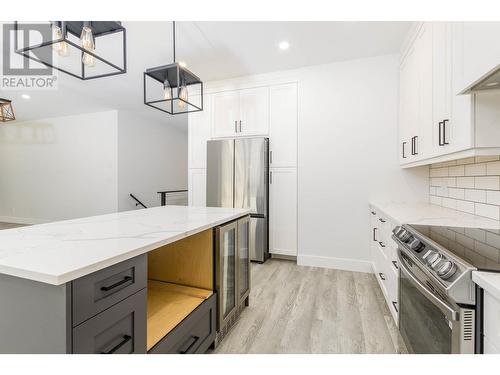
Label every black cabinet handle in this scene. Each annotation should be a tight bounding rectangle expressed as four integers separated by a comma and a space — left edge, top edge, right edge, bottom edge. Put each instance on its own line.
379, 218, 386, 223
239, 120, 242, 133
373, 228, 378, 241
270, 150, 273, 164
392, 301, 398, 313
101, 335, 132, 354
439, 121, 444, 146
402, 142, 407, 158
100, 276, 133, 292
442, 119, 449, 145
378, 241, 386, 248
411, 136, 414, 155
179, 335, 200, 354
392, 260, 399, 270
371, 211, 376, 215
413, 136, 418, 155
379, 273, 386, 281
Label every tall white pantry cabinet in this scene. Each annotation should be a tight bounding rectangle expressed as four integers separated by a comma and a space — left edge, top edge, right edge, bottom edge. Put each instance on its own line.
188, 81, 298, 257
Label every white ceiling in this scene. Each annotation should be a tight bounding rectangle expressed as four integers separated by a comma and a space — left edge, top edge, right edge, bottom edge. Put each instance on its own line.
1, 21, 411, 126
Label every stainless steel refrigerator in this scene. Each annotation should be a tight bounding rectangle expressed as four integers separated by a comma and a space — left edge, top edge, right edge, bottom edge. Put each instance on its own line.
206, 137, 269, 262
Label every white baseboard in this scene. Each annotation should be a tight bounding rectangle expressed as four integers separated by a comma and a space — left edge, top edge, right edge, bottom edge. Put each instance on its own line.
0, 216, 49, 225
297, 254, 373, 273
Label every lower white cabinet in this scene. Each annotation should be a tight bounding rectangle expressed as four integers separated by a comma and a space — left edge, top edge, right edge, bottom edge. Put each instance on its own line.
188, 169, 206, 207
269, 168, 297, 256
369, 206, 399, 325
483, 291, 500, 354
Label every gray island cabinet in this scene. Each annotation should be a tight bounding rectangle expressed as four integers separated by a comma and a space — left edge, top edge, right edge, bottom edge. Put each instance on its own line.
0, 206, 250, 354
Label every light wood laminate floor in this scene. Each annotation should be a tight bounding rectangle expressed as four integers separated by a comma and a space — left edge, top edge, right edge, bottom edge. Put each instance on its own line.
215, 259, 407, 354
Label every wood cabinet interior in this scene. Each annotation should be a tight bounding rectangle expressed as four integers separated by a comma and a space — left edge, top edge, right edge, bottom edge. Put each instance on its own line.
146, 229, 214, 350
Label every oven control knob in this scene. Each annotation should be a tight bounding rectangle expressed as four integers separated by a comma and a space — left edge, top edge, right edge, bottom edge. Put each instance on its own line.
426, 251, 442, 266
398, 230, 412, 243
437, 261, 457, 280
409, 238, 425, 253
404, 235, 415, 244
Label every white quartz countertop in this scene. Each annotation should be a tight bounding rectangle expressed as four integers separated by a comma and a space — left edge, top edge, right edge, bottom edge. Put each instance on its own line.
473, 271, 500, 301
370, 201, 500, 229
0, 206, 250, 285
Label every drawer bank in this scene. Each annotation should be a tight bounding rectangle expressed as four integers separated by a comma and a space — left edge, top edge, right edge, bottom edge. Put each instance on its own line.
0, 207, 250, 354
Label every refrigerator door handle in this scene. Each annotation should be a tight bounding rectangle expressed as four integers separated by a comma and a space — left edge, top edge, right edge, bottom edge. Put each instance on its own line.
270, 171, 273, 184
239, 120, 242, 133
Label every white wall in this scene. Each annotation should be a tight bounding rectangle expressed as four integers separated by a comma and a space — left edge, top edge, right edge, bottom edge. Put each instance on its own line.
296, 54, 429, 271
0, 111, 118, 223
117, 111, 188, 211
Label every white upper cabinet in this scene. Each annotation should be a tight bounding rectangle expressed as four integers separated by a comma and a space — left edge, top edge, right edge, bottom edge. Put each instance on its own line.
269, 83, 298, 167
458, 22, 500, 93
212, 90, 240, 138
212, 87, 269, 138
399, 22, 500, 168
239, 87, 270, 136
188, 94, 212, 169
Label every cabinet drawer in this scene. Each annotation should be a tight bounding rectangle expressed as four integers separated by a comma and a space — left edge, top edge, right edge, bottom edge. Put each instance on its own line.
73, 289, 147, 354
148, 293, 216, 354
72, 255, 147, 326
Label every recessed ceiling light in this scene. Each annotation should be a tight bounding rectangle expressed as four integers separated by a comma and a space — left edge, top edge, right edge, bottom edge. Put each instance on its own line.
279, 41, 290, 50
178, 61, 187, 68
21, 94, 31, 99
486, 82, 499, 87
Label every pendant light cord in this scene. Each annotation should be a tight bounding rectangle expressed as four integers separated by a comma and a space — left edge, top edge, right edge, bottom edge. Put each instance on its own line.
172, 21, 176, 63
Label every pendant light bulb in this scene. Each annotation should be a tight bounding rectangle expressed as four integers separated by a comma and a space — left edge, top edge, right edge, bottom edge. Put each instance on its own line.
81, 25, 96, 67
53, 24, 70, 57
163, 80, 172, 100
178, 81, 188, 109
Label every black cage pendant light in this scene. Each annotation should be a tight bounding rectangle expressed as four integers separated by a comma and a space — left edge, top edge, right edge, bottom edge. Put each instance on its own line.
14, 21, 126, 80
143, 22, 203, 115
0, 98, 15, 123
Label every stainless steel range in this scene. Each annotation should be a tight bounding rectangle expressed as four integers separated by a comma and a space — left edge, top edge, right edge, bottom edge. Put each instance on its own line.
391, 224, 500, 354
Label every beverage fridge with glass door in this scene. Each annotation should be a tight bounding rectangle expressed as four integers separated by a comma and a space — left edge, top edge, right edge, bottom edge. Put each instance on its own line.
215, 215, 250, 342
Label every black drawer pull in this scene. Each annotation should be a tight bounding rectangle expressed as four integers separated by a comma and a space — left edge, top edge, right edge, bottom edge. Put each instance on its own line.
379, 273, 386, 281
373, 228, 378, 242
371, 211, 376, 215
379, 218, 386, 223
392, 261, 399, 270
101, 335, 132, 354
378, 241, 386, 248
100, 276, 133, 292
179, 335, 200, 354
392, 301, 398, 313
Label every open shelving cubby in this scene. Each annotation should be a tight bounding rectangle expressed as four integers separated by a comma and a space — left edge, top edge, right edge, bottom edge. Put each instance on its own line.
146, 229, 214, 351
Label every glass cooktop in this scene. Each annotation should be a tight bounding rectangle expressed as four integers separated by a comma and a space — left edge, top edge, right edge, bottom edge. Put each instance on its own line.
408, 224, 500, 272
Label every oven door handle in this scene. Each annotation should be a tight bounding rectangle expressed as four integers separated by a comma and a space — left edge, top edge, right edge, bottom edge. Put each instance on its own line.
398, 254, 459, 321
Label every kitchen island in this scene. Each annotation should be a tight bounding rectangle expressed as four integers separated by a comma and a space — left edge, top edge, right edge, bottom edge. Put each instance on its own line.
0, 206, 250, 354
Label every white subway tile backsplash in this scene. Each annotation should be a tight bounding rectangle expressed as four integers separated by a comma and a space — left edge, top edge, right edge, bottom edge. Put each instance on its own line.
449, 188, 465, 200
465, 163, 487, 176
474, 241, 499, 262
475, 203, 500, 220
487, 190, 500, 206
442, 197, 458, 210
487, 161, 500, 175
465, 228, 487, 242
430, 195, 443, 206
475, 176, 500, 190
449, 165, 465, 177
456, 200, 475, 214
486, 231, 500, 249
457, 157, 476, 165
456, 177, 475, 188
430, 157, 500, 220
465, 189, 487, 203
430, 167, 449, 177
